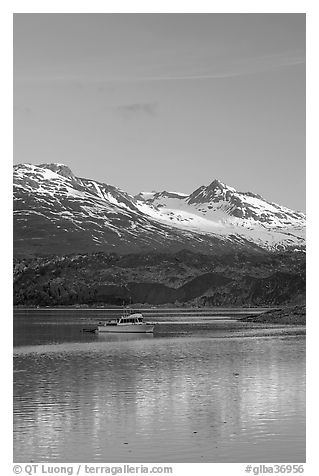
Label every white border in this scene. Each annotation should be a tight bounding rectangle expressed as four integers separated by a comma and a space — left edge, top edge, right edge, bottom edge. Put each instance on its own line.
4, 2, 315, 474
8, 1, 310, 14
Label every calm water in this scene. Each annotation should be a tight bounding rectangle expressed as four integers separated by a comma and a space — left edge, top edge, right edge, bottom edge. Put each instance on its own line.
13, 310, 306, 462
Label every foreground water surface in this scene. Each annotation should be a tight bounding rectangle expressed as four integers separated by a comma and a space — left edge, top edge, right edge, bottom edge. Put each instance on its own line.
13, 310, 306, 462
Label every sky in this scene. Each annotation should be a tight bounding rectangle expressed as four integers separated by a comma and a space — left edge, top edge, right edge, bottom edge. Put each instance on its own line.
13, 13, 305, 211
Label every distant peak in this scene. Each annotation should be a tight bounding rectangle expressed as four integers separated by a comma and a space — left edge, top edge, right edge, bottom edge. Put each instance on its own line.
38, 163, 75, 179
156, 190, 188, 199
187, 178, 236, 205
207, 179, 236, 192
134, 191, 157, 201
207, 179, 225, 189
135, 190, 187, 202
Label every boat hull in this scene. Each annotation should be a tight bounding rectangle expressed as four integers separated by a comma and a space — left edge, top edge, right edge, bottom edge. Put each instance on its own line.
97, 324, 154, 333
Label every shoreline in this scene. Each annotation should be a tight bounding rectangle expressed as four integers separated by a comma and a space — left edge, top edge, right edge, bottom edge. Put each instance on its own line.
14, 305, 306, 325
239, 305, 306, 325
13, 305, 306, 325
13, 305, 278, 312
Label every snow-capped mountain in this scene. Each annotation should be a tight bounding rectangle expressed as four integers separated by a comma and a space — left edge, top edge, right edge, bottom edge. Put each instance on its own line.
13, 163, 305, 256
135, 179, 305, 251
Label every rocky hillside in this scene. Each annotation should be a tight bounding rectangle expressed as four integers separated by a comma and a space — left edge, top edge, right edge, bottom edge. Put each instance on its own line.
13, 250, 306, 307
240, 305, 306, 324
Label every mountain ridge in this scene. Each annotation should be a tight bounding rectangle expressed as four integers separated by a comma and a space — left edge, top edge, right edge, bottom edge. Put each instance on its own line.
13, 163, 305, 256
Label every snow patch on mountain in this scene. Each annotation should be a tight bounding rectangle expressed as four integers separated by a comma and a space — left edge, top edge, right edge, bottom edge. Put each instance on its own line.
135, 178, 305, 251
13, 163, 306, 254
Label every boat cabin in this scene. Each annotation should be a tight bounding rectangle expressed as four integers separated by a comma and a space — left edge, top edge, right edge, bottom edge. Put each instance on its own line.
102, 313, 144, 326
119, 313, 143, 325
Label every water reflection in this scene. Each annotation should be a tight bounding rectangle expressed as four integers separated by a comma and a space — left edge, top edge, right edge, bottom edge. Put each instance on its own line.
14, 334, 305, 462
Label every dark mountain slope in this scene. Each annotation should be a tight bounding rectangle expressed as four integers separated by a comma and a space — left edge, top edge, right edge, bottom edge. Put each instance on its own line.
13, 251, 305, 307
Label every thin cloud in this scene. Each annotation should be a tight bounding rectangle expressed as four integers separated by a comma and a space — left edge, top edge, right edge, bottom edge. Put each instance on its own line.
118, 51, 305, 83
14, 50, 304, 85
116, 102, 158, 118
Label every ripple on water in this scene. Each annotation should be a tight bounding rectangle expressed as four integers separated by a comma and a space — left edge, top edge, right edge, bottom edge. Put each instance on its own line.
13, 331, 306, 463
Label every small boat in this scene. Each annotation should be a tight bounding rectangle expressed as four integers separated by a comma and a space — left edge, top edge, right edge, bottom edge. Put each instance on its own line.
96, 311, 154, 333
81, 327, 97, 333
